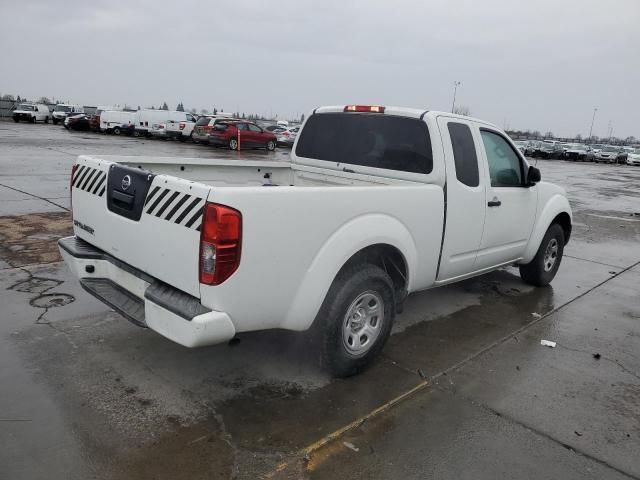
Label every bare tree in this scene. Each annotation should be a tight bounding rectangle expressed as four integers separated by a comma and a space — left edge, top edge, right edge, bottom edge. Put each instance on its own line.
452, 105, 471, 116
544, 131, 554, 139
38, 96, 51, 104
1, 94, 15, 101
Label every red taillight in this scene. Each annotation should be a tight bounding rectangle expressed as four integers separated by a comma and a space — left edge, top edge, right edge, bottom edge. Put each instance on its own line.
199, 203, 242, 285
344, 105, 385, 113
70, 163, 79, 215
179, 122, 186, 130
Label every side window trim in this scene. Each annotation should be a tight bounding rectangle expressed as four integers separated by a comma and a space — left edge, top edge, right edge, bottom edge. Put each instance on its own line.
479, 127, 526, 188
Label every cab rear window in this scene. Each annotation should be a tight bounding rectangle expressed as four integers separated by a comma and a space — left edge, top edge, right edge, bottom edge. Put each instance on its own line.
195, 117, 211, 126
295, 113, 433, 174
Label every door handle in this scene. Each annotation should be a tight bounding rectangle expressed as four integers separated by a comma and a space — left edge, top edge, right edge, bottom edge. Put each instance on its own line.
488, 197, 502, 207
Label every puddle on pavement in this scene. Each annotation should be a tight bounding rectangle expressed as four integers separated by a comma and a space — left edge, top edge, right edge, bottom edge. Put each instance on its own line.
0, 211, 72, 267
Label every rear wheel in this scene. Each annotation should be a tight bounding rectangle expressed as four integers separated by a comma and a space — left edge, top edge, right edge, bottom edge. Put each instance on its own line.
519, 224, 565, 287
316, 264, 395, 377
44, 116, 49, 124
53, 118, 58, 125
31, 116, 37, 124
266, 140, 276, 151
113, 127, 121, 135
13, 117, 19, 123
229, 138, 238, 150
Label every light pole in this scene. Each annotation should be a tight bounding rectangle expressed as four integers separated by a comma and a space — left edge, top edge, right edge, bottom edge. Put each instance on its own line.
588, 107, 598, 140
451, 81, 462, 113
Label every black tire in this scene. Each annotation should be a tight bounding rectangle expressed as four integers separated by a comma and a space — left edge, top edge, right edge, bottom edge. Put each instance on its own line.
44, 116, 49, 124
519, 224, 565, 287
13, 117, 19, 123
31, 116, 37, 124
53, 118, 58, 125
315, 263, 395, 377
229, 138, 238, 150
266, 140, 276, 151
113, 127, 121, 135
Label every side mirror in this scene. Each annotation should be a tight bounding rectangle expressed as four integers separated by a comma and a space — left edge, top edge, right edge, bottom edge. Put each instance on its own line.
527, 166, 541, 186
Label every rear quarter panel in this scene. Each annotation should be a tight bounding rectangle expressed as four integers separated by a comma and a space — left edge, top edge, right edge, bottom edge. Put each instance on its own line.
201, 184, 444, 332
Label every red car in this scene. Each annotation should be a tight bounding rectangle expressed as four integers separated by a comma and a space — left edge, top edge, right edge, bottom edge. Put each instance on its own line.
208, 121, 277, 151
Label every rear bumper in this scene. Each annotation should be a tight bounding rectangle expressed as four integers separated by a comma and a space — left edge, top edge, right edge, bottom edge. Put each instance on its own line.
58, 236, 236, 347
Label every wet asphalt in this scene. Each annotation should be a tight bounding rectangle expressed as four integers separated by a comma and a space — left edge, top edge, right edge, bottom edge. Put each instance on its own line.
0, 121, 639, 480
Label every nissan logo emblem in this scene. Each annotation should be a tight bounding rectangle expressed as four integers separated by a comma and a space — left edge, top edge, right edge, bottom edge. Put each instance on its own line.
121, 175, 132, 191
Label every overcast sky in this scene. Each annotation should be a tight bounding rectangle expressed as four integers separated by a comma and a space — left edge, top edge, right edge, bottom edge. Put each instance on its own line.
2, 0, 639, 138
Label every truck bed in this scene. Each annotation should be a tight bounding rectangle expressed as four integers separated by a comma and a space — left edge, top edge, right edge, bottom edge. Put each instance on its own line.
99, 155, 421, 188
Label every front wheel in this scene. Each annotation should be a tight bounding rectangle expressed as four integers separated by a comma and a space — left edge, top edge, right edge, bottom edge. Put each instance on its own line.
316, 264, 395, 377
229, 138, 238, 150
519, 224, 565, 286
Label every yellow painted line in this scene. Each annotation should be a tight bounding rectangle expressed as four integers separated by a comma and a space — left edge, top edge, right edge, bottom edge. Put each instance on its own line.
302, 379, 429, 457
262, 378, 430, 478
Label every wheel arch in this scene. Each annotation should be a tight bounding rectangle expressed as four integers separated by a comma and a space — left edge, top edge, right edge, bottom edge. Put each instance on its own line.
521, 194, 572, 264
281, 214, 417, 331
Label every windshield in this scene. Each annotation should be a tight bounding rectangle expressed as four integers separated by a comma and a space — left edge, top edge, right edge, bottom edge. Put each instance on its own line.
603, 146, 618, 152
55, 105, 72, 112
195, 116, 212, 126
17, 104, 34, 111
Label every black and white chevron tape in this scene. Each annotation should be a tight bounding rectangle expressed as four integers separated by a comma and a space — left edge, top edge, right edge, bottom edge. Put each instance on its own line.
72, 165, 107, 197
144, 186, 205, 231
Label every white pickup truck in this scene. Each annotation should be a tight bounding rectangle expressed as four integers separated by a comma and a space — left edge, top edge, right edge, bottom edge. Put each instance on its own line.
59, 105, 572, 376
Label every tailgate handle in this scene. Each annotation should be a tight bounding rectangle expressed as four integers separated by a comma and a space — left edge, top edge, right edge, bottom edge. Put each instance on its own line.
112, 190, 135, 207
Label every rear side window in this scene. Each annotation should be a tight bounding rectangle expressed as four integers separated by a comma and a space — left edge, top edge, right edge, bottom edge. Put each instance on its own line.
295, 113, 432, 174
195, 116, 211, 126
448, 122, 479, 187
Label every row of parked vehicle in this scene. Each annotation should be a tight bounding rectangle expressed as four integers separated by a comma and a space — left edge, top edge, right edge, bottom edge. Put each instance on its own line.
11, 102, 300, 151
513, 139, 640, 165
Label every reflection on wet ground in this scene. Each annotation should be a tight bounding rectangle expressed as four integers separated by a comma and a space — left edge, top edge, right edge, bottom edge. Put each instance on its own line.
1, 123, 639, 479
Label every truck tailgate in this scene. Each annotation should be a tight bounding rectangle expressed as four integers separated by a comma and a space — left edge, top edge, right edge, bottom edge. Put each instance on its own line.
70, 155, 210, 297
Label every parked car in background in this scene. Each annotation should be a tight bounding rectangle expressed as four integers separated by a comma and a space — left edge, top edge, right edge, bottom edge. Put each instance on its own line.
192, 115, 237, 144
594, 146, 618, 163
536, 140, 564, 159
12, 103, 50, 123
133, 110, 172, 137
208, 120, 277, 150
615, 147, 628, 164
163, 112, 199, 141
52, 104, 84, 125
564, 144, 594, 161
275, 127, 298, 147
514, 141, 530, 155
100, 111, 135, 135
589, 144, 605, 154
87, 106, 121, 132
626, 149, 640, 166
264, 124, 284, 133
64, 114, 91, 131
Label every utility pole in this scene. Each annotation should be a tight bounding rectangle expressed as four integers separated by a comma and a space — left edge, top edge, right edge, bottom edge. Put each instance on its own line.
451, 81, 462, 113
588, 107, 598, 140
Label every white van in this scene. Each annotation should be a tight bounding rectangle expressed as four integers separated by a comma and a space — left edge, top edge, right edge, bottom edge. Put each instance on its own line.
52, 104, 84, 125
12, 103, 50, 123
100, 111, 136, 135
133, 110, 173, 137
